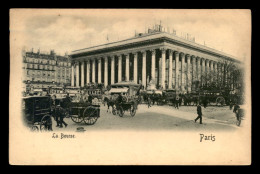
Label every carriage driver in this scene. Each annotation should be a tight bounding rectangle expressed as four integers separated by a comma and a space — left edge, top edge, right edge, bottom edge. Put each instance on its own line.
116, 93, 123, 113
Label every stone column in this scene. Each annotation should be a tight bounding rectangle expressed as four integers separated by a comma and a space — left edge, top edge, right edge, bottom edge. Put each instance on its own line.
210, 60, 214, 82
196, 57, 200, 83
111, 56, 115, 84
214, 61, 217, 82
118, 55, 122, 82
125, 54, 129, 81
217, 62, 220, 86
210, 60, 214, 73
175, 51, 179, 90
98, 58, 101, 83
76, 62, 79, 87
92, 59, 96, 83
104, 57, 108, 87
151, 49, 156, 80
205, 59, 209, 85
86, 60, 90, 84
205, 59, 209, 74
81, 61, 84, 87
192, 55, 196, 84
186, 54, 191, 92
201, 58, 205, 85
71, 63, 74, 86
180, 53, 185, 91
141, 50, 146, 88
161, 48, 166, 89
133, 52, 138, 84
168, 50, 173, 89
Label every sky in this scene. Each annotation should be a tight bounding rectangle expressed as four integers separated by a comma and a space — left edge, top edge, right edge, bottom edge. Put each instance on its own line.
13, 9, 251, 61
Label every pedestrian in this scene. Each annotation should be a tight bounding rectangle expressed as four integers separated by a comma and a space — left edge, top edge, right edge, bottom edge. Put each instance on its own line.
88, 94, 93, 104
229, 101, 233, 110
147, 96, 152, 108
175, 96, 179, 109
203, 97, 207, 108
57, 104, 68, 128
233, 103, 240, 113
195, 103, 203, 124
152, 93, 155, 105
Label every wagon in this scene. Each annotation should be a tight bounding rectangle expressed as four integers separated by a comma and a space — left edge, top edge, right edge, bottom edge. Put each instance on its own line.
116, 100, 137, 117
22, 96, 53, 131
69, 102, 100, 125
108, 81, 141, 117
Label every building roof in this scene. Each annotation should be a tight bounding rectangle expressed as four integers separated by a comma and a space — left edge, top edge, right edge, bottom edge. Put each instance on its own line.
70, 31, 240, 62
25, 52, 69, 61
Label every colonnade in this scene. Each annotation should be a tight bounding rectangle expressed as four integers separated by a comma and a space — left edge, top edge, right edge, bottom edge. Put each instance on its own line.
71, 47, 226, 92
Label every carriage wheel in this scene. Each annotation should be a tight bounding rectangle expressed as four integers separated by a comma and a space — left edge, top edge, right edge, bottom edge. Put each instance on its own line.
40, 114, 52, 132
118, 106, 124, 117
216, 97, 225, 106
31, 125, 39, 132
83, 106, 99, 125
130, 105, 136, 117
112, 105, 117, 115
71, 113, 84, 123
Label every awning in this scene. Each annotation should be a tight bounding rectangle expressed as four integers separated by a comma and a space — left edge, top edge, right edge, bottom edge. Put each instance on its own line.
109, 88, 129, 94
154, 90, 163, 94
34, 89, 43, 92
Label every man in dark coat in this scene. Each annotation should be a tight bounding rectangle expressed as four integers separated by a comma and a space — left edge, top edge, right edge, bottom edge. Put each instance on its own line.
195, 103, 203, 124
56, 105, 68, 128
88, 94, 93, 104
233, 103, 240, 113
175, 96, 179, 109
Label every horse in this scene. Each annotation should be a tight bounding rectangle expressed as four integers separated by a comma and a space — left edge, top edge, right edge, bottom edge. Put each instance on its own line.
103, 97, 116, 113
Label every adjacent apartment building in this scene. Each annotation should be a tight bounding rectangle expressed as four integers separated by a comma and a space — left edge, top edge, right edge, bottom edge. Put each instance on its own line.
22, 49, 72, 92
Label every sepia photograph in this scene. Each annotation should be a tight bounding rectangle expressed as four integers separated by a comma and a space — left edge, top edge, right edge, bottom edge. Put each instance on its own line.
9, 9, 251, 165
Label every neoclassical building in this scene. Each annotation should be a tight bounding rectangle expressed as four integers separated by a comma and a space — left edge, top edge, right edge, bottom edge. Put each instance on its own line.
70, 27, 240, 92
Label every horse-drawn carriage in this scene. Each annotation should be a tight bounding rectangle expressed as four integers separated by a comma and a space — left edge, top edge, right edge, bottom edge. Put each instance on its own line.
22, 96, 53, 131
105, 81, 141, 117
69, 101, 100, 125
53, 95, 100, 125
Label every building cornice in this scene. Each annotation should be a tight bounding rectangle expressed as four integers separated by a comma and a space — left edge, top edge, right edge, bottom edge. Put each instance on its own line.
70, 32, 240, 63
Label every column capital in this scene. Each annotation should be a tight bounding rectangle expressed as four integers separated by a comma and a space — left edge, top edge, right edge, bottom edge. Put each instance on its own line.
174, 51, 179, 55
185, 54, 190, 58
150, 49, 156, 55
201, 58, 205, 61
168, 49, 173, 55
191, 55, 196, 59
196, 57, 200, 61
140, 50, 147, 55
132, 52, 138, 56
180, 52, 185, 57
159, 47, 166, 54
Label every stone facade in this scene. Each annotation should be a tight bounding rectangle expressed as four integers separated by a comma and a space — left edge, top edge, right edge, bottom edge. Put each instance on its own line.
70, 31, 240, 92
22, 49, 72, 90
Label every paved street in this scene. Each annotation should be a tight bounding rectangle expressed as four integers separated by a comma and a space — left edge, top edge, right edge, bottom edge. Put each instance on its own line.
51, 104, 239, 132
